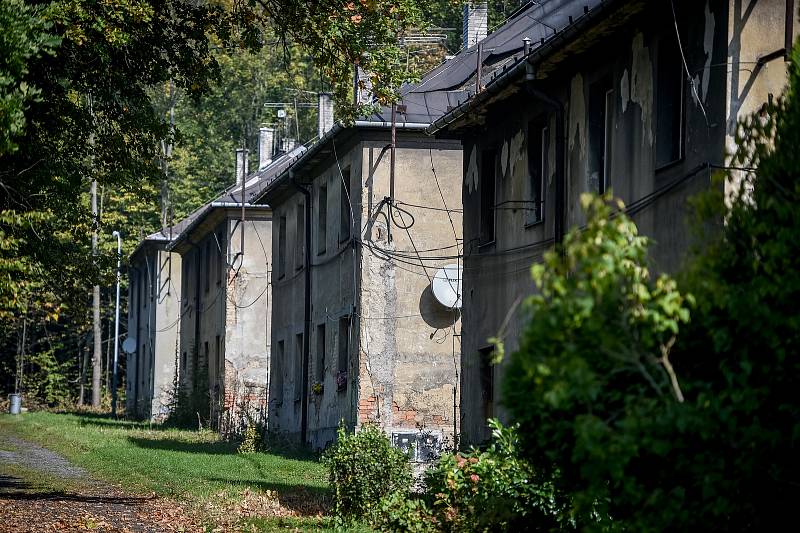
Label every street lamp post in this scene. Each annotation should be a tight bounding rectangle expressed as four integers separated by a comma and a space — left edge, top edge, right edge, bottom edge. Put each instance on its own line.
111, 230, 122, 417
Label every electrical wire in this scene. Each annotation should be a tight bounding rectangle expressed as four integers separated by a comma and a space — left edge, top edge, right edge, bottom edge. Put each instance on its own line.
670, 0, 711, 128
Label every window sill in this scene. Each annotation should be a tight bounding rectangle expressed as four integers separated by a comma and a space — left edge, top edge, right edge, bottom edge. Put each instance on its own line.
655, 155, 685, 174
477, 238, 496, 252
524, 218, 544, 229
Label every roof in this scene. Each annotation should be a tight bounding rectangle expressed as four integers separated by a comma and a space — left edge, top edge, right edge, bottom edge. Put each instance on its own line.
428, 0, 638, 134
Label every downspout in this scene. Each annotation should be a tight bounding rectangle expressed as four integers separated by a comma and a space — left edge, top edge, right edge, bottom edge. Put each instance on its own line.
523, 38, 567, 245
291, 176, 312, 446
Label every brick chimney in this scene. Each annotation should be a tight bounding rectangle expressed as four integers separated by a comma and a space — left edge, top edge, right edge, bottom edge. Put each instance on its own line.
318, 93, 334, 137
258, 126, 274, 170
463, 2, 488, 48
235, 148, 249, 185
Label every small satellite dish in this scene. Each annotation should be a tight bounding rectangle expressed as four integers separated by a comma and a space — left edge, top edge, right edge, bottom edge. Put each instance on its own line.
121, 337, 137, 354
431, 264, 463, 309
277, 109, 287, 118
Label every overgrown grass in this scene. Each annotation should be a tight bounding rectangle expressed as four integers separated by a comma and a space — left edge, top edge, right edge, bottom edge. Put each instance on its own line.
0, 411, 336, 531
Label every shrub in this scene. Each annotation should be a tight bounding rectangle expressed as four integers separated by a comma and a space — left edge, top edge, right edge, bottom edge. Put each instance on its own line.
424, 419, 563, 532
373, 491, 436, 533
323, 423, 411, 523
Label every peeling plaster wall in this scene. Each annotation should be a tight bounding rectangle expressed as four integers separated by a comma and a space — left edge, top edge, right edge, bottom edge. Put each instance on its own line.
126, 245, 182, 421
458, 0, 790, 446
268, 131, 463, 453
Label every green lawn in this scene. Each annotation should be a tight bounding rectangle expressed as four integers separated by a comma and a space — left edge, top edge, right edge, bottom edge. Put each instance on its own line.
0, 411, 343, 531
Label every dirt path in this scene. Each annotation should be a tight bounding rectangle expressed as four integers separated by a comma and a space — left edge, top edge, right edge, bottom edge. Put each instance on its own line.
0, 434, 201, 532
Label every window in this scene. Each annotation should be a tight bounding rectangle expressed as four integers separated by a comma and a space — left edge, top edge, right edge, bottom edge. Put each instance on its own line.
277, 215, 287, 279
294, 333, 304, 401
181, 351, 187, 373
656, 35, 684, 168
295, 202, 305, 270
478, 346, 495, 420
526, 121, 549, 225
588, 75, 614, 194
315, 323, 326, 384
204, 341, 209, 369
317, 184, 327, 254
216, 335, 222, 383
479, 149, 497, 245
337, 316, 350, 391
216, 231, 224, 285
204, 240, 211, 293
273, 340, 284, 405
339, 167, 352, 242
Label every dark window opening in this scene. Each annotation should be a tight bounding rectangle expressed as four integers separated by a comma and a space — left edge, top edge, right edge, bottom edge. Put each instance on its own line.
337, 316, 350, 391
295, 202, 305, 270
526, 121, 549, 225
278, 215, 287, 279
656, 35, 684, 168
588, 75, 614, 194
479, 149, 497, 245
215, 335, 222, 383
274, 340, 284, 405
204, 241, 211, 293
339, 167, 352, 242
479, 346, 495, 421
315, 324, 326, 384
318, 185, 327, 255
294, 333, 304, 402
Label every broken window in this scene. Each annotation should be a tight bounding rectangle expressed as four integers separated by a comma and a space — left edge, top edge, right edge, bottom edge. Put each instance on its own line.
273, 340, 284, 405
315, 323, 326, 384
588, 75, 614, 194
339, 167, 352, 242
656, 35, 684, 169
337, 316, 350, 391
277, 215, 286, 279
295, 202, 305, 270
294, 333, 304, 402
526, 121, 549, 225
479, 148, 497, 245
318, 184, 327, 255
478, 346, 495, 421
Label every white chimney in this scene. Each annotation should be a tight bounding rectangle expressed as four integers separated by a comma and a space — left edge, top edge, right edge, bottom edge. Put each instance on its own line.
282, 137, 297, 153
353, 64, 373, 106
235, 148, 249, 185
258, 126, 274, 170
463, 2, 488, 48
318, 93, 334, 137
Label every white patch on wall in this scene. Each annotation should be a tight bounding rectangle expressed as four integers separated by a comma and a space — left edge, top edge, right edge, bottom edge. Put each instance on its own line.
630, 32, 654, 146
508, 129, 524, 179
620, 68, 630, 113
701, 0, 715, 103
500, 139, 509, 178
465, 146, 478, 193
568, 73, 586, 158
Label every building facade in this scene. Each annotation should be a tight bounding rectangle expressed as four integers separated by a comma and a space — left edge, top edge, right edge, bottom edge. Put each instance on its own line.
429, 0, 797, 445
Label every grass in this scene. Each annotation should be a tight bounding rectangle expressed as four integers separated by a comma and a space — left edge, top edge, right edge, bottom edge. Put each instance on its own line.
0, 411, 339, 531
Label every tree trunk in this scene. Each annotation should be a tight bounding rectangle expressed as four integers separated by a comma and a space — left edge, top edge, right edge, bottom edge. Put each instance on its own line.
91, 179, 102, 408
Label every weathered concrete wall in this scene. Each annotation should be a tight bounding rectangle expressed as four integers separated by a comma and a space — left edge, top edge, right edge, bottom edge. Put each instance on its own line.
458, 0, 792, 445
268, 130, 463, 455
126, 243, 182, 421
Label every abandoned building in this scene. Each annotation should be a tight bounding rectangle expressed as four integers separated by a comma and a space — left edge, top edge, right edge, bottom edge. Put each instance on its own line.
254, 39, 487, 451
428, 0, 798, 445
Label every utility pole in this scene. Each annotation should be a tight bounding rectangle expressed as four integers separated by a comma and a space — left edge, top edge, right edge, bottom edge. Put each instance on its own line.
88, 93, 102, 408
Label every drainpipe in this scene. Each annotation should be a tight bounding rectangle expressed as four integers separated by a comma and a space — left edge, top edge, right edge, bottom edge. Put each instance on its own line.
290, 175, 312, 446
786, 0, 795, 61
523, 37, 566, 245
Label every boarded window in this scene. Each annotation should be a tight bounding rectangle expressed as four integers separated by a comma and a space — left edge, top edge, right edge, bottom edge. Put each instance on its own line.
479, 149, 497, 245
273, 340, 284, 405
318, 184, 327, 254
479, 346, 495, 421
339, 167, 352, 242
278, 215, 287, 278
656, 36, 684, 168
294, 333, 304, 402
588, 75, 614, 194
526, 121, 549, 225
295, 202, 305, 270
315, 323, 326, 384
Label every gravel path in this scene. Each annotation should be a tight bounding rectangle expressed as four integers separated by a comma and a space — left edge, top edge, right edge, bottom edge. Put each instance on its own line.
0, 433, 201, 532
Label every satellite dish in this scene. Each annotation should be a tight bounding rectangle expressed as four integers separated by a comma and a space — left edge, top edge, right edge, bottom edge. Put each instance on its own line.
121, 337, 137, 354
431, 264, 463, 309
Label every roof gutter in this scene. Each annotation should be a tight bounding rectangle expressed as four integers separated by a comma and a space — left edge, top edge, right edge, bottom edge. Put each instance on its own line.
427, 0, 624, 135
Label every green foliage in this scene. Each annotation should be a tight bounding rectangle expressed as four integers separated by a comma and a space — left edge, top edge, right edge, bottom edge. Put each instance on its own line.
423, 419, 562, 532
237, 424, 261, 454
323, 424, 411, 524
373, 491, 436, 533
503, 192, 694, 527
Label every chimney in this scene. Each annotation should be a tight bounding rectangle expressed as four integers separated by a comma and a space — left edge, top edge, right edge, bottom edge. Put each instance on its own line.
235, 148, 249, 185
282, 137, 297, 153
463, 2, 488, 49
353, 64, 373, 106
318, 92, 334, 137
258, 126, 274, 170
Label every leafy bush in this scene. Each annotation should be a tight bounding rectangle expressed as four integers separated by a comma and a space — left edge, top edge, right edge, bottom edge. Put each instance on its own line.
373, 491, 436, 533
323, 424, 411, 523
423, 419, 562, 532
